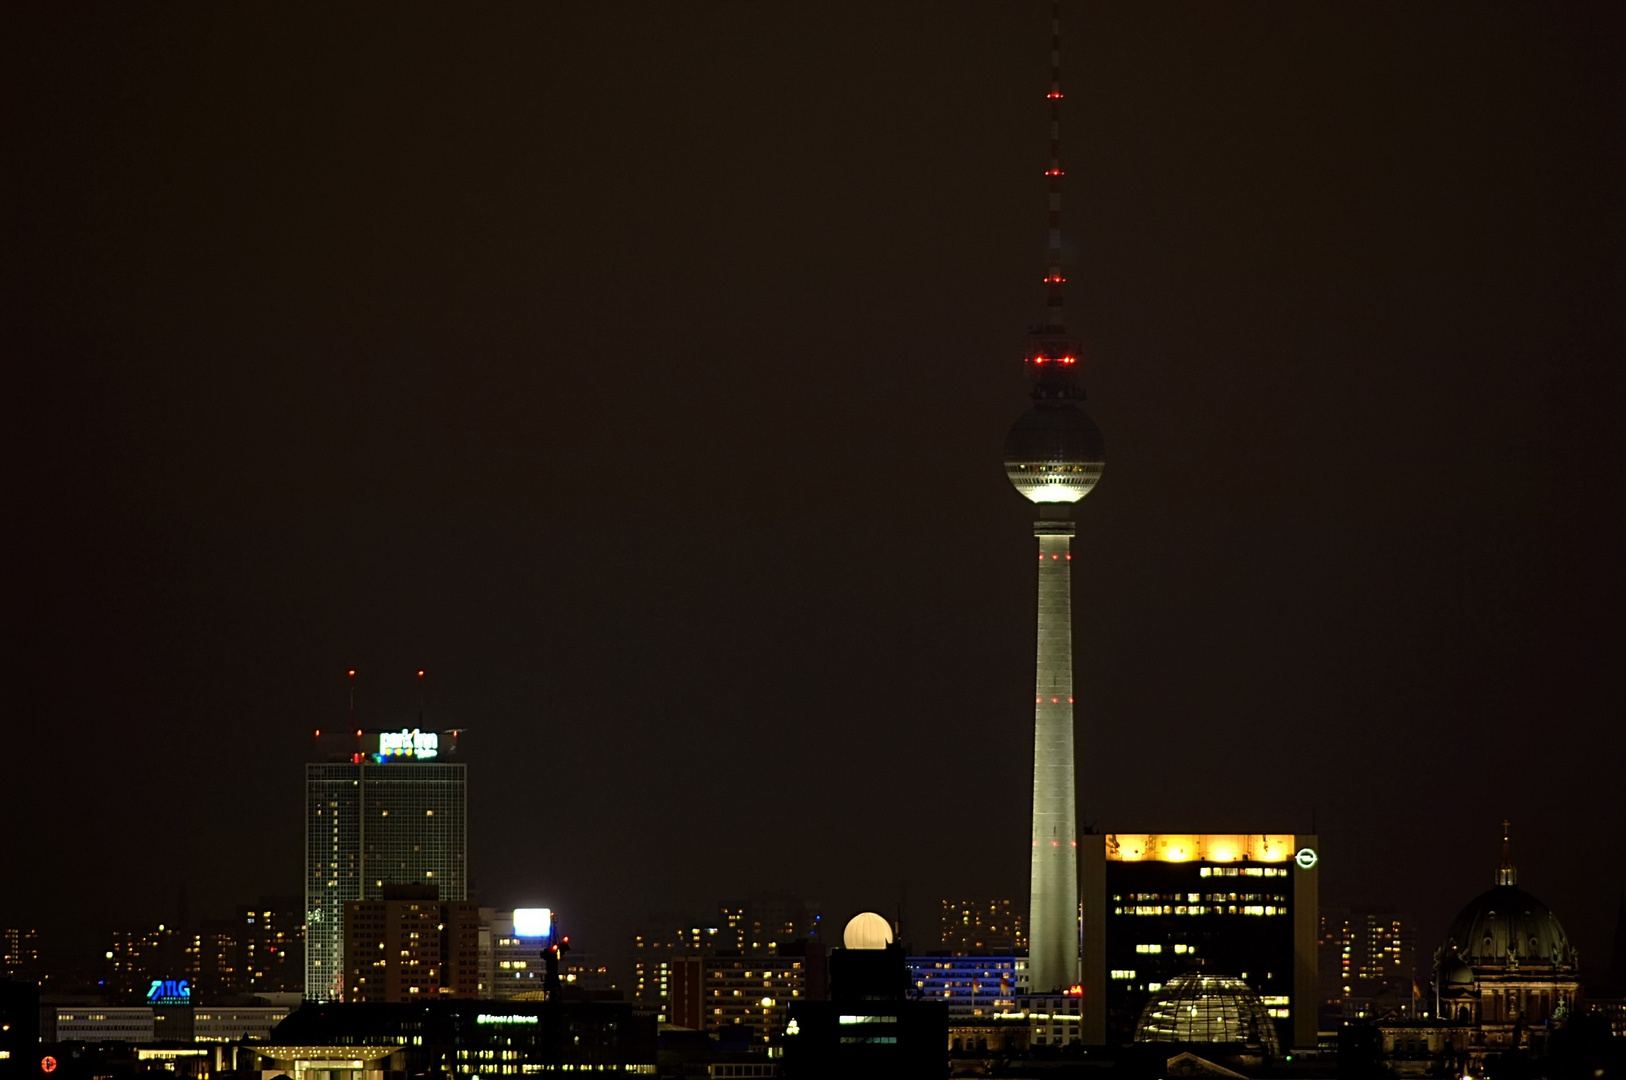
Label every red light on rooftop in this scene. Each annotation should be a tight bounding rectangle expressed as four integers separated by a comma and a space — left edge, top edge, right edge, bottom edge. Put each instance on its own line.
1044, 169, 1065, 176
314, 729, 321, 738
416, 669, 425, 677
1046, 91, 1064, 100
347, 669, 356, 677
354, 729, 362, 737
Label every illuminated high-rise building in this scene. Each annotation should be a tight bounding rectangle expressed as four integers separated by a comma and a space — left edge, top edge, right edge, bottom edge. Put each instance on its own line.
1079, 832, 1320, 1049
1004, 2, 1105, 996
238, 896, 305, 994
344, 885, 480, 1003
304, 725, 467, 1002
1319, 906, 1416, 1021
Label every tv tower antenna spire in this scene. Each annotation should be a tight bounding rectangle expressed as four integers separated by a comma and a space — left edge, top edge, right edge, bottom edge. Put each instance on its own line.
1043, 0, 1066, 338
1003, 0, 1106, 998
1029, 0, 1083, 402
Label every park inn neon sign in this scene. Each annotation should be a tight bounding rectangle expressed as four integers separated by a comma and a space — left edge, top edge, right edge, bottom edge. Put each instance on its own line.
378, 729, 438, 760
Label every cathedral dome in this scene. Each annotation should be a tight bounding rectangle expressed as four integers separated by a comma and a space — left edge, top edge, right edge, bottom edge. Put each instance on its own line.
1133, 972, 1281, 1055
1442, 884, 1576, 971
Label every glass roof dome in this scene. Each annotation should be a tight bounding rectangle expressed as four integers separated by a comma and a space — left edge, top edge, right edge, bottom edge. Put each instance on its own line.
1133, 972, 1281, 1055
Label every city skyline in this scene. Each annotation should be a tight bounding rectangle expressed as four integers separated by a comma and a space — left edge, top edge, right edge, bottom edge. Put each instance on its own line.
9, 0, 1625, 988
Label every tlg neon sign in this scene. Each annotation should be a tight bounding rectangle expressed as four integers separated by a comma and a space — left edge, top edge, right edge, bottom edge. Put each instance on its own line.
147, 979, 191, 1004
378, 729, 438, 760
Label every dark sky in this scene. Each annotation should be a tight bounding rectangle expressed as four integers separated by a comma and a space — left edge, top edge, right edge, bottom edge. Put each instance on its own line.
8, 3, 1625, 978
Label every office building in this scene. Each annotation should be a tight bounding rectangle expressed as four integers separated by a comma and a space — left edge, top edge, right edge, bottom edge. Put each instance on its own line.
1080, 832, 1320, 1049
907, 955, 1020, 1018
184, 918, 241, 1000
630, 921, 720, 1020
720, 893, 821, 950
939, 899, 1025, 954
239, 896, 305, 994
305, 726, 468, 1002
667, 944, 816, 1043
39, 1003, 293, 1044
1319, 906, 1416, 1021
630, 898, 819, 1021
258, 1000, 657, 1079
1, 929, 40, 982
1, 978, 41, 1072
106, 923, 184, 1002
343, 885, 480, 1003
480, 908, 555, 1001
783, 913, 948, 1080
1001, 0, 1106, 999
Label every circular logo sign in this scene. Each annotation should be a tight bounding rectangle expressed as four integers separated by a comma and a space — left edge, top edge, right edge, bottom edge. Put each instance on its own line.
41, 1057, 58, 1075
1295, 847, 1318, 869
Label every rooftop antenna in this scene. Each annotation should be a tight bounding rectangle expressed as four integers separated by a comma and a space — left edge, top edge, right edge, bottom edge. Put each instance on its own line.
416, 668, 426, 726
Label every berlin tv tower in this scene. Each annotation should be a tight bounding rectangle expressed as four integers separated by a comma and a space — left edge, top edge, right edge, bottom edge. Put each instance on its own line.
1004, 0, 1105, 995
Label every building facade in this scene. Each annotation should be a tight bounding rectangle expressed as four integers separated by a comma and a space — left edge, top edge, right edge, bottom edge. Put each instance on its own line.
668, 950, 811, 1044
305, 729, 468, 1002
239, 896, 305, 994
939, 899, 1025, 954
1081, 832, 1320, 1049
344, 886, 480, 1003
256, 1000, 656, 1079
907, 955, 1020, 1019
720, 893, 821, 951
1319, 906, 1416, 1022
1, 929, 40, 981
630, 922, 722, 1020
479, 909, 555, 1001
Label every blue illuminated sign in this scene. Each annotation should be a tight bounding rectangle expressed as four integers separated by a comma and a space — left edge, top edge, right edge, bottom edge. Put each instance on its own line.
147, 979, 190, 1005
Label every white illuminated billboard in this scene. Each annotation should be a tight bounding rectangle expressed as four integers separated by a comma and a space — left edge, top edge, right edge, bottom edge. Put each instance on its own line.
512, 908, 553, 938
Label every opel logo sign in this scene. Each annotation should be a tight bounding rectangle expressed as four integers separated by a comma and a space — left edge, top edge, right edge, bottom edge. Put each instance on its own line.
1294, 847, 1318, 869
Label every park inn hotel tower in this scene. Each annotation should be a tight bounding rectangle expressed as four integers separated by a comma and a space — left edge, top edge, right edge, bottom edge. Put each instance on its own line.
305, 725, 468, 1002
1003, 0, 1106, 998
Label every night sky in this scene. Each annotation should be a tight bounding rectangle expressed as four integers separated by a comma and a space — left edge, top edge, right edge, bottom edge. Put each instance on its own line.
8, 3, 1625, 979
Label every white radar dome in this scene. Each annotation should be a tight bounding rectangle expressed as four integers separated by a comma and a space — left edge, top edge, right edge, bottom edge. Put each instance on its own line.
842, 911, 894, 950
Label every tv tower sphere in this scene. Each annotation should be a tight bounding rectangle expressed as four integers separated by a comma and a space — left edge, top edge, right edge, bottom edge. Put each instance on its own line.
1004, 400, 1105, 503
